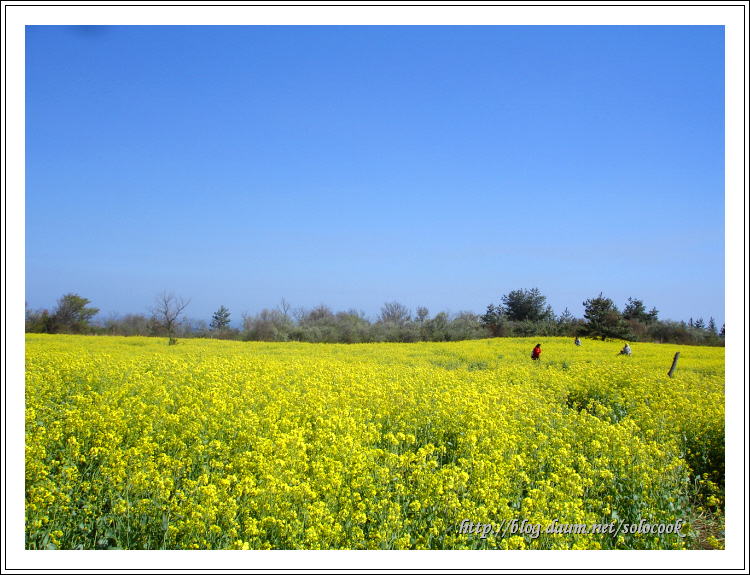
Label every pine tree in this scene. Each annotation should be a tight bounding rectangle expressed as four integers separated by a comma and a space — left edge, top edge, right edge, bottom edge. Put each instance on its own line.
622, 298, 647, 322
707, 317, 717, 335
694, 317, 705, 330
623, 298, 659, 325
211, 305, 231, 331
558, 308, 575, 325
500, 288, 553, 322
578, 293, 635, 341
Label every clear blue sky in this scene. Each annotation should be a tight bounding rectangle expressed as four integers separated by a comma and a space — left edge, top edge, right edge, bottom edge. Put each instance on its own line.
25, 24, 726, 327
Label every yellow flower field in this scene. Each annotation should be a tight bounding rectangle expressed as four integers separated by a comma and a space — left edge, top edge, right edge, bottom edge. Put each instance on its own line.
25, 334, 724, 550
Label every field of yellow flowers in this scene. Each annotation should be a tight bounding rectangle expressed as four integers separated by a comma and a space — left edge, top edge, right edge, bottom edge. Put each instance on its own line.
25, 334, 724, 550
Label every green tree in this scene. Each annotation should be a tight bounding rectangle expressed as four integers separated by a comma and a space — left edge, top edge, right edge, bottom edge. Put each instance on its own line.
500, 288, 553, 322
556, 307, 579, 337
51, 293, 99, 334
243, 308, 291, 342
25, 303, 53, 333
707, 317, 718, 335
694, 317, 706, 330
647, 307, 659, 323
622, 297, 646, 321
480, 303, 505, 337
622, 298, 658, 325
579, 293, 634, 341
413, 307, 430, 341
210, 305, 231, 331
557, 307, 575, 324
426, 311, 450, 342
447, 311, 484, 341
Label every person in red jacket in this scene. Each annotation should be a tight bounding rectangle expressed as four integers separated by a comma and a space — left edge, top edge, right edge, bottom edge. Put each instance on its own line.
531, 343, 541, 360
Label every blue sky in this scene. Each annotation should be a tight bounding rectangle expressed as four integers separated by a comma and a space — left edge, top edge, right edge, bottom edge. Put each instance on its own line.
25, 24, 726, 327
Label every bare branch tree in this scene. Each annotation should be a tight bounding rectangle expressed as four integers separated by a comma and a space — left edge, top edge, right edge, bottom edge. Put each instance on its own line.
378, 301, 411, 326
148, 291, 191, 345
104, 311, 121, 335
240, 311, 253, 333
277, 298, 292, 318
291, 306, 308, 324
308, 303, 333, 322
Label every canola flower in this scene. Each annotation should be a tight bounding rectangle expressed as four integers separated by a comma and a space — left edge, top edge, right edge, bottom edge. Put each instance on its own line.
25, 335, 724, 550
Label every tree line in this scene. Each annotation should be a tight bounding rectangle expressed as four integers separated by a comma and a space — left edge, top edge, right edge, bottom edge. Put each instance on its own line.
25, 288, 725, 347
